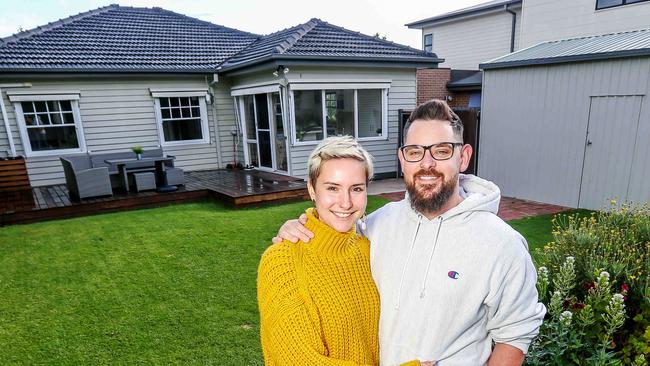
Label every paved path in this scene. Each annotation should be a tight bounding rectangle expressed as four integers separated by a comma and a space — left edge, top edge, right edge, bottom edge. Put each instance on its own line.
375, 191, 569, 221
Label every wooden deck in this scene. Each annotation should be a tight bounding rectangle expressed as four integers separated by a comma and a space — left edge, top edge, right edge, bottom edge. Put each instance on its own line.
0, 169, 308, 225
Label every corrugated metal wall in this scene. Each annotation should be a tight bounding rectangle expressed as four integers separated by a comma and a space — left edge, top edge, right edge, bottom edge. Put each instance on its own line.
479, 57, 650, 209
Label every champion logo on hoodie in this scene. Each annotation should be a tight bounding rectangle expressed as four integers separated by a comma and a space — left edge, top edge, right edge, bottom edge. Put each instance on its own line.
448, 271, 460, 279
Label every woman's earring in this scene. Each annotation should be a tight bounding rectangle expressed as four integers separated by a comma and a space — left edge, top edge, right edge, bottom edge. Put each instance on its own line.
359, 212, 367, 231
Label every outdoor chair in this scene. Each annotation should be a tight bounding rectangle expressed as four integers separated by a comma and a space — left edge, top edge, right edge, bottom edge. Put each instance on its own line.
165, 167, 185, 186
130, 172, 156, 192
60, 156, 113, 200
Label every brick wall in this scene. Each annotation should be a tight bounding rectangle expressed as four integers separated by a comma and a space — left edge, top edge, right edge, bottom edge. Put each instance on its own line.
449, 93, 470, 108
416, 68, 451, 105
416, 68, 473, 108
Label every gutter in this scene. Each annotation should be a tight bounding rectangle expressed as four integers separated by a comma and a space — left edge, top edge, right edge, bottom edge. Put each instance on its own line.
218, 54, 444, 74
505, 4, 517, 53
0, 83, 31, 157
406, 0, 521, 28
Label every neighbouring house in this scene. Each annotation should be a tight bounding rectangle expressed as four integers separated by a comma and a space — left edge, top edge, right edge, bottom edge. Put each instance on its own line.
407, 0, 650, 210
407, 0, 650, 106
0, 5, 441, 187
406, 0, 522, 107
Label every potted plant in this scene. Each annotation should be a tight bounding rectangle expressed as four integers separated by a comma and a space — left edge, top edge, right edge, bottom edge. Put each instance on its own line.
131, 145, 144, 160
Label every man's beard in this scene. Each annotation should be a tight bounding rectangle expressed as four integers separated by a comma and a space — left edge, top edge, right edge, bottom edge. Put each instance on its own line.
405, 169, 458, 215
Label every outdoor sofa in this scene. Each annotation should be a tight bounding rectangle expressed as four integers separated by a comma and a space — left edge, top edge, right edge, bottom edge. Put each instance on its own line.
60, 148, 184, 200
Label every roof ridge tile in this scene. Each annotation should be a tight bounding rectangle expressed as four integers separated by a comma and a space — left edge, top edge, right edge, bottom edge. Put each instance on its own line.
273, 18, 320, 55
313, 19, 435, 57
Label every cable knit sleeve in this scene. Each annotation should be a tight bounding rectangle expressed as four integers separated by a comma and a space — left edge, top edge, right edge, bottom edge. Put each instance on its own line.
257, 242, 374, 366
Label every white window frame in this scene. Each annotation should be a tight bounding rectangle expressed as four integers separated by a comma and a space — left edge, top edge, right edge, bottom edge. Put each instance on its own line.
289, 84, 389, 146
10, 94, 86, 157
152, 94, 210, 147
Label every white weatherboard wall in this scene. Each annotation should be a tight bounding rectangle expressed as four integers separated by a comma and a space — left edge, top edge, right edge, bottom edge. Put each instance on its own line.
286, 67, 415, 179
0, 76, 232, 187
229, 66, 417, 179
478, 57, 650, 210
520, 0, 650, 48
421, 9, 521, 69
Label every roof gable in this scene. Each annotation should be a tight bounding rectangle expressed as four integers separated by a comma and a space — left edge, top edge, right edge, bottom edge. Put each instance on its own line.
220, 18, 441, 71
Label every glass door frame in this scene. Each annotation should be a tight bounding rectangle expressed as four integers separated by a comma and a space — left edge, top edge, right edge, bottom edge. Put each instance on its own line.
238, 91, 290, 174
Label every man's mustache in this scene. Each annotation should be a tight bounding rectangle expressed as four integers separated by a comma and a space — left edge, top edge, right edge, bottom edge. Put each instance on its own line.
413, 169, 444, 179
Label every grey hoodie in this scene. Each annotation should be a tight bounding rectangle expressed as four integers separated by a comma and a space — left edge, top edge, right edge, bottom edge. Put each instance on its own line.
362, 174, 545, 366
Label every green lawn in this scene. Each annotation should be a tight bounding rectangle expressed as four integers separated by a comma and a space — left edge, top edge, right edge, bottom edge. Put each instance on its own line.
0, 197, 581, 365
508, 209, 592, 262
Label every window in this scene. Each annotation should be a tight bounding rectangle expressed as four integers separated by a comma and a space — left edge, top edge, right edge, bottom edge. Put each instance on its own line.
357, 90, 383, 138
325, 90, 354, 136
155, 96, 209, 145
424, 34, 433, 52
596, 0, 649, 9
13, 99, 85, 156
293, 90, 324, 142
291, 88, 387, 144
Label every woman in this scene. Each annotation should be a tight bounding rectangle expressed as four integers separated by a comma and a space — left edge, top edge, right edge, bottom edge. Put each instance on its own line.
257, 136, 424, 365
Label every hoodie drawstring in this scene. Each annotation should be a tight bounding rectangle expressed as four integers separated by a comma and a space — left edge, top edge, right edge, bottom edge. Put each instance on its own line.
420, 217, 443, 298
395, 215, 422, 310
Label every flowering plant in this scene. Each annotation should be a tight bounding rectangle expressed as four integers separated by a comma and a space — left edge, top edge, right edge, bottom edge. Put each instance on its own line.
527, 258, 630, 365
528, 203, 649, 364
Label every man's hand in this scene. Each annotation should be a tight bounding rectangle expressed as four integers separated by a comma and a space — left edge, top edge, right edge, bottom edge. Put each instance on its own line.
420, 361, 436, 366
487, 343, 524, 366
271, 213, 313, 243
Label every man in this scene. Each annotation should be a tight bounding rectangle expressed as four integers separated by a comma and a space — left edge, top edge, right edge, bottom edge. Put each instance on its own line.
275, 99, 545, 365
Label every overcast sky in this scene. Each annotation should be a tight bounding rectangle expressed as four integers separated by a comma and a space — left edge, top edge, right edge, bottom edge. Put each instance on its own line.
0, 0, 487, 49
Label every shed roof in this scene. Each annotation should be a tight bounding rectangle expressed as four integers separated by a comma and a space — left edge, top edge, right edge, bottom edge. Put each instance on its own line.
406, 0, 521, 29
220, 18, 442, 72
480, 28, 650, 70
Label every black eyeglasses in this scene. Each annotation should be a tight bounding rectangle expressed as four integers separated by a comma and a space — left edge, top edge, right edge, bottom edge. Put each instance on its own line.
400, 142, 463, 162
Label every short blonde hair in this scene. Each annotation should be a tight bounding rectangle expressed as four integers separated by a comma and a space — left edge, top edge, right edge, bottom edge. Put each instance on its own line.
307, 136, 374, 185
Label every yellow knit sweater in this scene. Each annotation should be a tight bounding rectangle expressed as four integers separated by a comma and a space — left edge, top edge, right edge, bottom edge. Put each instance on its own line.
258, 208, 381, 365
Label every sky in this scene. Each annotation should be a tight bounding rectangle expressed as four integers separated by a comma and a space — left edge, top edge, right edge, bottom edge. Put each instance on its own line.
0, 0, 487, 49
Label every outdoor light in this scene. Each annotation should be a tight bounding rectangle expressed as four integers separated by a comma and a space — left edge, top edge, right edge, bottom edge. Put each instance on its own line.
273, 65, 289, 77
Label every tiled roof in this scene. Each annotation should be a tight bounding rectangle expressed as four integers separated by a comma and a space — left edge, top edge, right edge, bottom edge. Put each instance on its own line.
406, 0, 521, 28
0, 4, 259, 73
480, 28, 650, 70
220, 18, 441, 71
0, 7, 440, 73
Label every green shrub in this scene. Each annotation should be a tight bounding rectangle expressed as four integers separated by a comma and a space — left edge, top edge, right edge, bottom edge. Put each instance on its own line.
528, 202, 649, 365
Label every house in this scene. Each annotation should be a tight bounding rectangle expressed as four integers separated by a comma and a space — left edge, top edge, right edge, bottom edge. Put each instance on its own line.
407, 0, 650, 106
406, 0, 522, 107
405, 0, 650, 210
0, 5, 441, 187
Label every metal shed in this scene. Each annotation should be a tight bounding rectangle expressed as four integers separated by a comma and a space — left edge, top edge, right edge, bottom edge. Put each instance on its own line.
478, 29, 650, 210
